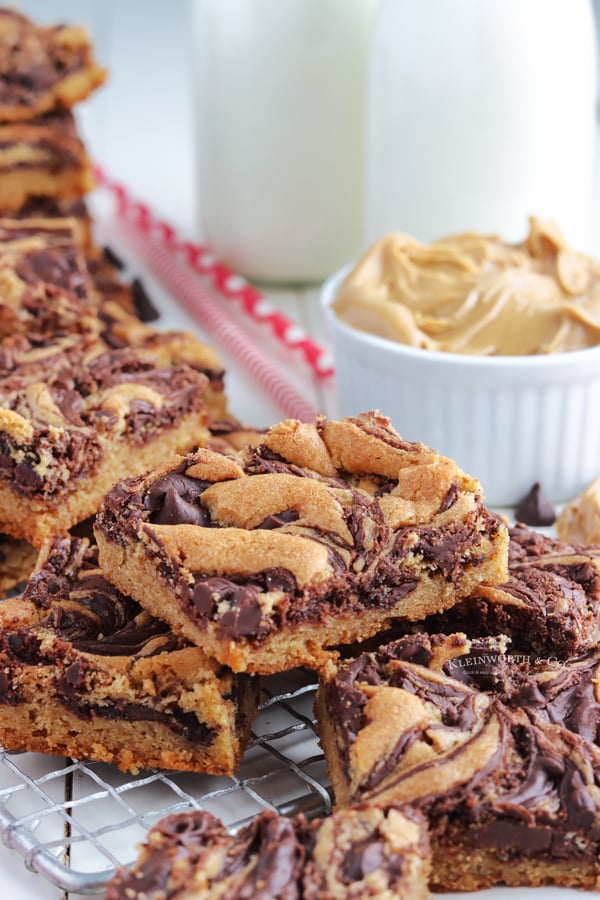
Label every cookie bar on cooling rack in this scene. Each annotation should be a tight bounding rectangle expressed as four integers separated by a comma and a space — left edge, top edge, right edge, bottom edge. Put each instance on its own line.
0, 8, 106, 121
106, 805, 431, 900
0, 534, 259, 774
351, 629, 600, 747
425, 522, 600, 658
94, 411, 508, 674
0, 111, 94, 211
316, 633, 600, 892
0, 338, 212, 547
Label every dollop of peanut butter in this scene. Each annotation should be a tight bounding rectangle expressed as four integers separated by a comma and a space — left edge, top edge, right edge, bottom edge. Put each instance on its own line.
332, 217, 600, 355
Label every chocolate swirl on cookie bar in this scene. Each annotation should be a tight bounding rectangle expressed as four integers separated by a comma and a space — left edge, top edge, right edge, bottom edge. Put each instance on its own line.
106, 805, 431, 900
317, 633, 600, 891
95, 412, 508, 674
0, 534, 260, 774
427, 523, 600, 658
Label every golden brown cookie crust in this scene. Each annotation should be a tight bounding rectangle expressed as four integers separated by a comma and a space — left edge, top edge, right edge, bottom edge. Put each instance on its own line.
0, 535, 259, 774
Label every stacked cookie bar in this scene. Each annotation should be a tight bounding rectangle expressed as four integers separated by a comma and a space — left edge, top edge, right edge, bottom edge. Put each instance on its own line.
94, 411, 509, 674
310, 522, 600, 891
0, 216, 227, 550
0, 8, 260, 781
0, 534, 259, 774
0, 214, 246, 771
0, 357, 510, 777
0, 8, 232, 578
316, 631, 600, 891
7, 8, 600, 897
103, 503, 600, 893
0, 6, 155, 318
0, 8, 102, 226
94, 422, 600, 896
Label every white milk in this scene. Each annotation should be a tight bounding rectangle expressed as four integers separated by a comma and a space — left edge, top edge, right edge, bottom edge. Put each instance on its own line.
365, 0, 598, 248
191, 0, 377, 283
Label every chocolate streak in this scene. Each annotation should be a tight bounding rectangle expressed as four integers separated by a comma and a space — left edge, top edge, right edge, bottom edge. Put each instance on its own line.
324, 636, 600, 863
0, 536, 219, 743
98, 424, 501, 647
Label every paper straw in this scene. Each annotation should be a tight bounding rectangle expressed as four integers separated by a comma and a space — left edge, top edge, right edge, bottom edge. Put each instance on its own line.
94, 164, 335, 380
116, 217, 319, 423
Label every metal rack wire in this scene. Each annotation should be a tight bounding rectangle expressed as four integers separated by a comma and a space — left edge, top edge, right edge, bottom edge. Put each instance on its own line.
0, 669, 331, 895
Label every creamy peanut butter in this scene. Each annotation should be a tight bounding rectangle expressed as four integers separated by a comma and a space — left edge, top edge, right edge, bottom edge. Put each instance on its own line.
332, 217, 600, 355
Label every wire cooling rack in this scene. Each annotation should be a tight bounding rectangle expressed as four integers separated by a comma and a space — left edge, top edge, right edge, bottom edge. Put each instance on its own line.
0, 669, 331, 895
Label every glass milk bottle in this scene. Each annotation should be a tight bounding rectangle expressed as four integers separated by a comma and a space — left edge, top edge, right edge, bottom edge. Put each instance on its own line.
191, 0, 377, 284
365, 0, 598, 248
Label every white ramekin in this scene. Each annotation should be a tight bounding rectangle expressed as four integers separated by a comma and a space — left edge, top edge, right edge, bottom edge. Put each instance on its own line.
321, 265, 600, 508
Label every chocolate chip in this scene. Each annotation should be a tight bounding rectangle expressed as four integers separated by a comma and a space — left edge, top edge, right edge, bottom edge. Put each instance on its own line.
131, 277, 160, 322
145, 472, 210, 524
102, 245, 124, 270
514, 482, 556, 527
257, 508, 300, 529
63, 660, 85, 687
192, 580, 218, 618
153, 486, 210, 526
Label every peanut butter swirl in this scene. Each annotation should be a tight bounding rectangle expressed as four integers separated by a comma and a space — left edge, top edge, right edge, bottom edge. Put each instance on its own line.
317, 633, 600, 892
333, 217, 600, 355
95, 412, 509, 674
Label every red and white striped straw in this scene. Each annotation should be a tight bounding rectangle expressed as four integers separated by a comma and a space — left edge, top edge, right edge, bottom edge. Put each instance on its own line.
116, 212, 320, 423
94, 164, 335, 381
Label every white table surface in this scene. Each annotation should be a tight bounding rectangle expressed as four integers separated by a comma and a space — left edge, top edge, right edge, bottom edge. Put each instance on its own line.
1, 1, 599, 897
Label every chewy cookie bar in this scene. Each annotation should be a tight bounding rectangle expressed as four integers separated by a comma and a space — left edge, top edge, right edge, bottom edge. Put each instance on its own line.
0, 338, 212, 547
427, 522, 600, 657
99, 304, 229, 425
316, 633, 600, 892
0, 534, 259, 774
0, 111, 94, 211
0, 8, 106, 121
106, 805, 431, 900
359, 630, 600, 749
94, 412, 508, 674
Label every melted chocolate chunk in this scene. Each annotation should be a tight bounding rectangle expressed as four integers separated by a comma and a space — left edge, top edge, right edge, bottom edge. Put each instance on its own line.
17, 537, 185, 659
394, 518, 484, 584
16, 247, 88, 298
512, 660, 600, 743
102, 245, 124, 270
55, 667, 215, 743
515, 482, 556, 527
192, 576, 270, 639
145, 471, 211, 526
0, 668, 16, 703
341, 838, 395, 883
257, 508, 300, 529
72, 612, 181, 657
222, 813, 303, 896
131, 277, 160, 322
